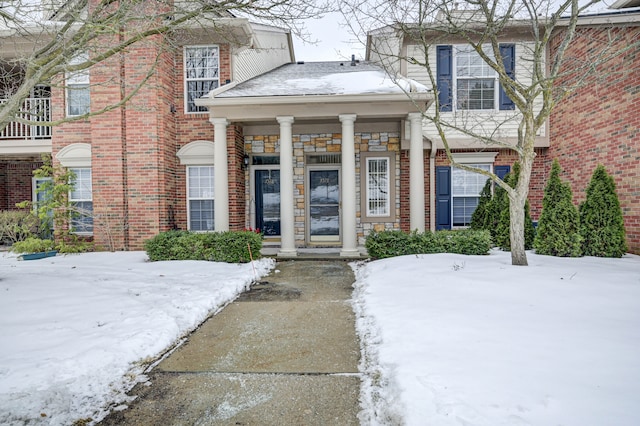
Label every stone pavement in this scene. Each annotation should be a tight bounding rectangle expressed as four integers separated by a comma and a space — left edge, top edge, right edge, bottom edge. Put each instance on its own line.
99, 260, 362, 425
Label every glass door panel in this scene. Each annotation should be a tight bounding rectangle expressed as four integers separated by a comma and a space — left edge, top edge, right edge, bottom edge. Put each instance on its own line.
255, 169, 280, 236
309, 170, 339, 239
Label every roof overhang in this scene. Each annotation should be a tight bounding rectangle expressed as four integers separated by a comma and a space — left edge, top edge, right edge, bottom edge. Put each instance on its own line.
196, 92, 433, 123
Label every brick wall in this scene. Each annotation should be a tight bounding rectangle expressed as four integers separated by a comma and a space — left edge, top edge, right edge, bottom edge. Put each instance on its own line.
550, 26, 640, 254
0, 159, 43, 210
414, 148, 549, 231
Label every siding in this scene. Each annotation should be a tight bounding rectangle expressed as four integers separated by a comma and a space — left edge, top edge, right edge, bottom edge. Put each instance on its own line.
405, 41, 546, 145
234, 28, 292, 83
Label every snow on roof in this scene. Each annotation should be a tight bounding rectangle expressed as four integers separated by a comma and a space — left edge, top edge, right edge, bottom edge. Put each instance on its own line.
216, 61, 428, 98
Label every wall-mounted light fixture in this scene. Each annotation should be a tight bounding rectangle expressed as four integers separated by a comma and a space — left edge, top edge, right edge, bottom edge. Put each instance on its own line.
243, 154, 250, 169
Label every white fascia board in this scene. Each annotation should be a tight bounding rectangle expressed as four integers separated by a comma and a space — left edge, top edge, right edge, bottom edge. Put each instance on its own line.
197, 92, 432, 108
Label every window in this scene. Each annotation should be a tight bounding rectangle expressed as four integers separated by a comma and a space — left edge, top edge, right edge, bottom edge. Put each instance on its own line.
360, 152, 395, 222
452, 163, 491, 226
66, 54, 90, 116
69, 168, 93, 234
184, 46, 219, 113
455, 45, 496, 110
436, 44, 515, 112
187, 166, 214, 231
366, 157, 390, 216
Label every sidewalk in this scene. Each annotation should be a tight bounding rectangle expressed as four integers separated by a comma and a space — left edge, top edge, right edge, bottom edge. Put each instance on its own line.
99, 260, 361, 425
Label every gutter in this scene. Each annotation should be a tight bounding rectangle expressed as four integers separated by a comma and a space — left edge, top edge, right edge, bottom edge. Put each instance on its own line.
429, 135, 437, 232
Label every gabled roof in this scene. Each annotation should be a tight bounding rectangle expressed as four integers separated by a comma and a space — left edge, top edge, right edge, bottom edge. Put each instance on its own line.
197, 60, 432, 122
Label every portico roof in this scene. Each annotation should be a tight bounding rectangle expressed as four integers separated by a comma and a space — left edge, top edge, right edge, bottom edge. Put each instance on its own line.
196, 60, 433, 123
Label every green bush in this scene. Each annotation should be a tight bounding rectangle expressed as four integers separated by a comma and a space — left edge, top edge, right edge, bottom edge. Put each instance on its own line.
534, 159, 582, 257
470, 179, 492, 231
579, 165, 627, 257
0, 210, 40, 244
144, 230, 263, 263
11, 237, 55, 254
365, 229, 491, 259
435, 229, 493, 255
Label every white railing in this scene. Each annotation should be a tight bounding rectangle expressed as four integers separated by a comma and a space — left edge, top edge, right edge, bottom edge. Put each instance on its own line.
0, 97, 52, 140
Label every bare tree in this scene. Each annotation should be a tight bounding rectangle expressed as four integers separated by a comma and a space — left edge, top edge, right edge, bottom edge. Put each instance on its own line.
0, 0, 327, 131
342, 0, 637, 265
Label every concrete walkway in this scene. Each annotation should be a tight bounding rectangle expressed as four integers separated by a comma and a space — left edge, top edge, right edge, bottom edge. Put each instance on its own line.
100, 260, 361, 425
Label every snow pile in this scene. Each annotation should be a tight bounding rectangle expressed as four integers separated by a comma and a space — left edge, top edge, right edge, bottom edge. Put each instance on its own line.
0, 251, 274, 425
353, 250, 640, 426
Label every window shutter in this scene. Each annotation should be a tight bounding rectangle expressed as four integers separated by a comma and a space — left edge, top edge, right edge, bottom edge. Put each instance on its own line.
436, 46, 453, 112
495, 165, 510, 180
499, 44, 515, 111
436, 166, 451, 230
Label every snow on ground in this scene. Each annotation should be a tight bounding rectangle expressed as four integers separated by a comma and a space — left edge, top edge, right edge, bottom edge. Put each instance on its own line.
352, 250, 640, 426
0, 251, 274, 425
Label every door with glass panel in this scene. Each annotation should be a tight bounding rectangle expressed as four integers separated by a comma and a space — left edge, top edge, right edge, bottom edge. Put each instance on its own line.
308, 169, 340, 242
255, 169, 281, 236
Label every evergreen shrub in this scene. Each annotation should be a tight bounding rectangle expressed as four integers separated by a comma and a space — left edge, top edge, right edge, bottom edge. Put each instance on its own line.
0, 210, 39, 244
579, 165, 627, 257
144, 230, 263, 263
534, 159, 582, 257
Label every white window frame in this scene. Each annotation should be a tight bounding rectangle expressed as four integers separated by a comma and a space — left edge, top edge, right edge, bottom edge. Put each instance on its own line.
454, 44, 498, 111
184, 45, 220, 114
66, 54, 90, 117
69, 167, 93, 235
187, 165, 215, 231
366, 157, 390, 217
451, 163, 492, 227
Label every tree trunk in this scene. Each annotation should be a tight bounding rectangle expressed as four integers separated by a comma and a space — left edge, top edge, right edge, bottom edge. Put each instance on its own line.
510, 193, 528, 266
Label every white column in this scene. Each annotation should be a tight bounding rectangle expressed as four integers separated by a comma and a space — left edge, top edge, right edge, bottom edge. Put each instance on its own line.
211, 117, 229, 232
408, 112, 425, 232
277, 116, 297, 257
339, 114, 359, 257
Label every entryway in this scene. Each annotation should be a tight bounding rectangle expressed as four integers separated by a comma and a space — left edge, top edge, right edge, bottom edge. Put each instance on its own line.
308, 168, 340, 244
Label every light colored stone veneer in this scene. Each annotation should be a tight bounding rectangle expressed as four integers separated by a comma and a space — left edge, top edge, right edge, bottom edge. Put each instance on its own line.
244, 131, 402, 247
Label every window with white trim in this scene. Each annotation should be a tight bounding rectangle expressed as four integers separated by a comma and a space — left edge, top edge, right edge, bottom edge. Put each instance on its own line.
66, 54, 90, 116
69, 168, 93, 234
452, 163, 491, 226
184, 46, 220, 113
187, 166, 214, 231
455, 45, 497, 110
366, 157, 390, 216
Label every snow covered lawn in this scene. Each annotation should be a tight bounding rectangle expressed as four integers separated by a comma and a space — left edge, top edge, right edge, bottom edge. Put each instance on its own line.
353, 250, 640, 426
0, 251, 274, 425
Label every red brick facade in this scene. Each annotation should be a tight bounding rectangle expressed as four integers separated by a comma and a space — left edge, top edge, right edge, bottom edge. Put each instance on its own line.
549, 26, 640, 253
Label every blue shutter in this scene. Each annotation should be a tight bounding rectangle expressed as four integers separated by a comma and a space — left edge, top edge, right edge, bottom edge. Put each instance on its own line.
436, 46, 453, 112
499, 44, 515, 110
495, 165, 510, 180
436, 166, 451, 230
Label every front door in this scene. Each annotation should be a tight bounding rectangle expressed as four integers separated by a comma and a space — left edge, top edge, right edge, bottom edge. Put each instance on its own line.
255, 169, 280, 236
308, 169, 340, 242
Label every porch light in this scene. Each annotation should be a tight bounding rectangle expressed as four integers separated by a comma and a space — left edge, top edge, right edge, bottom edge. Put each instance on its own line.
243, 154, 250, 169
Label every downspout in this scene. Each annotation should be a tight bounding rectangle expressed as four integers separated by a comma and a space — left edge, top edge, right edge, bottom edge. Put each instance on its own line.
429, 136, 437, 232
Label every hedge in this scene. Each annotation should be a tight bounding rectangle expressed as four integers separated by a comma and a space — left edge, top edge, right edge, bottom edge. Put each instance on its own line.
365, 229, 492, 259
144, 230, 263, 263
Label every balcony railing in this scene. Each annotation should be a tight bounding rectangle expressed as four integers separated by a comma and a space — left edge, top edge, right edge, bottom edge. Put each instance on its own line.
0, 97, 52, 140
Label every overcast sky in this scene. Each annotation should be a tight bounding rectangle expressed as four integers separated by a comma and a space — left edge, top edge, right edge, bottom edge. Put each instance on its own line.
290, 1, 622, 62
292, 11, 366, 62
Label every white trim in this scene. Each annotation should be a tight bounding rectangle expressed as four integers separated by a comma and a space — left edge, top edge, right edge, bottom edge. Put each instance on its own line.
186, 165, 215, 232
56, 143, 91, 167
184, 45, 220, 114
452, 152, 498, 164
365, 156, 390, 217
177, 140, 215, 165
